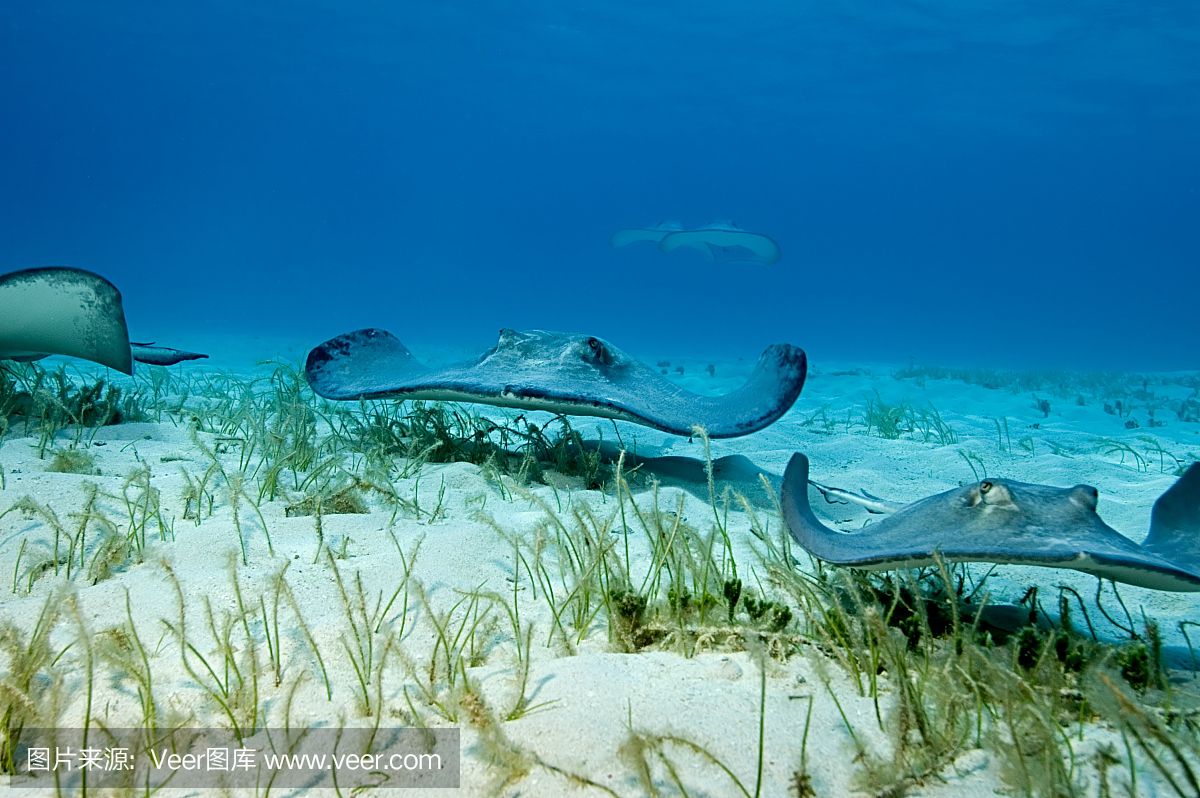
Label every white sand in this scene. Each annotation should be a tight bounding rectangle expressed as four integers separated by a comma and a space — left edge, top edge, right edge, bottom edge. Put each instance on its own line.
1, 346, 1197, 796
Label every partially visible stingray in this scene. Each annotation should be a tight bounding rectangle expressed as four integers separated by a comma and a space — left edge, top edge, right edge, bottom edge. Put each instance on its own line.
306, 328, 807, 438
592, 445, 890, 512
781, 453, 1200, 591
658, 221, 782, 265
130, 342, 209, 366
637, 453, 780, 503
610, 221, 685, 248
589, 439, 782, 505
0, 266, 133, 375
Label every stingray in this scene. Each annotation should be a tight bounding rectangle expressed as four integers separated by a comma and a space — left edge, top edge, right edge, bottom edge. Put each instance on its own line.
781, 453, 1200, 591
586, 438, 782, 505
305, 328, 807, 438
658, 221, 782, 265
610, 221, 685, 249
0, 267, 208, 374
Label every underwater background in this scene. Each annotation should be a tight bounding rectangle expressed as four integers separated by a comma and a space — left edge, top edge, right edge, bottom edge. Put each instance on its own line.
2, 1, 1198, 369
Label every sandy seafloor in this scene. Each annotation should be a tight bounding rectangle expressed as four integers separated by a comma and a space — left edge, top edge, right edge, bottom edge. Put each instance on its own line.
1, 332, 1198, 797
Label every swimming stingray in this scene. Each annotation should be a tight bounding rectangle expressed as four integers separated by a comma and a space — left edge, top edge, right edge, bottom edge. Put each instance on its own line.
305, 328, 807, 438
658, 221, 782, 265
781, 453, 1200, 591
610, 221, 685, 249
0, 267, 207, 374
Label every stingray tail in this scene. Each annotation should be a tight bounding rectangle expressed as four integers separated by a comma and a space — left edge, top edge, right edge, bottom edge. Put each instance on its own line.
1143, 463, 1200, 566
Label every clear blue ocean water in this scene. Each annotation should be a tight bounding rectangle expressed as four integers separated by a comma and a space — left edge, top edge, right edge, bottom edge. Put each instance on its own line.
3, 2, 1197, 370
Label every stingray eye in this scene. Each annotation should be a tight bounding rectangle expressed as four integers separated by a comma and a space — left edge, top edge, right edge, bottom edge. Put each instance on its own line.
584, 337, 613, 366
1069, 485, 1100, 511
979, 481, 993, 494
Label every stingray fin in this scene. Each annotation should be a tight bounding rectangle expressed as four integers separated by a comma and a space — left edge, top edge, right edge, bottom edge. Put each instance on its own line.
693, 343, 806, 437
0, 267, 133, 374
305, 328, 428, 400
781, 453, 844, 560
1143, 462, 1200, 565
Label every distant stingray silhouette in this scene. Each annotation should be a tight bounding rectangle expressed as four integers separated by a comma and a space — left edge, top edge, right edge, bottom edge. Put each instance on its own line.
612, 220, 781, 264
609, 221, 685, 248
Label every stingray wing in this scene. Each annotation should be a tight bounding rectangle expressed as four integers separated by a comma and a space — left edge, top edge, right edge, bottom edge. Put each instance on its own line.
305, 328, 432, 400
1143, 463, 1200, 565
0, 267, 133, 374
305, 328, 806, 438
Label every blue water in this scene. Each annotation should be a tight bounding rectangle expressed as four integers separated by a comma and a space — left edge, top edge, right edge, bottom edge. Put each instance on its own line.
3, 2, 1197, 369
